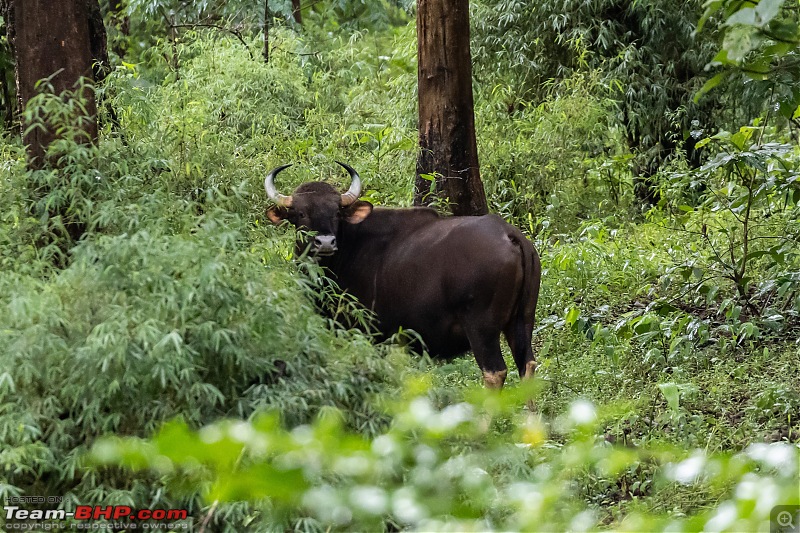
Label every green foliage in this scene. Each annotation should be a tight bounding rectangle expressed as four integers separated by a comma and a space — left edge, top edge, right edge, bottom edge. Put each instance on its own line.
1, 5, 799, 532
696, 0, 800, 125
93, 382, 799, 531
0, 31, 407, 524
472, 0, 728, 165
479, 71, 626, 232
660, 124, 800, 324
304, 0, 411, 31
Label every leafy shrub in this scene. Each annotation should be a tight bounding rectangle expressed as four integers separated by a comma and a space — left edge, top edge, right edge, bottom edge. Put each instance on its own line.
480, 72, 626, 234
0, 33, 406, 521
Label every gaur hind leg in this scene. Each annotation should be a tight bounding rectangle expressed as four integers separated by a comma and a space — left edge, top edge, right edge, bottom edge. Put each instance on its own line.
505, 321, 537, 411
504, 321, 536, 381
463, 323, 507, 389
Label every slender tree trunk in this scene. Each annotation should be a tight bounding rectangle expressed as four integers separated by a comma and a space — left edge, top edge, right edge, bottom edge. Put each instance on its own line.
87, 0, 110, 83
109, 0, 130, 59
414, 0, 487, 216
0, 67, 11, 130
0, 9, 12, 130
291, 0, 302, 25
7, 0, 98, 169
89, 0, 119, 132
263, 0, 270, 63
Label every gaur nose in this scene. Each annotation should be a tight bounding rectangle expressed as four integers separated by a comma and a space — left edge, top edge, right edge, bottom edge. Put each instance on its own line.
313, 235, 337, 253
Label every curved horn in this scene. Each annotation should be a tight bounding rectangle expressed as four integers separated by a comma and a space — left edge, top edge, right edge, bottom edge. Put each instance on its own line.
336, 161, 362, 206
264, 164, 293, 207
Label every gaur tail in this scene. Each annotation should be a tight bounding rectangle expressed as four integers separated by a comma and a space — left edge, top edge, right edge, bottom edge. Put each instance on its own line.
509, 232, 541, 378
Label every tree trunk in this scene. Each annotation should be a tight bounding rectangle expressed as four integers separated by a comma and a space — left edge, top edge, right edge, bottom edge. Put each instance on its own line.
87, 0, 110, 83
0, 8, 12, 130
108, 0, 130, 59
0, 66, 11, 130
414, 0, 487, 216
291, 0, 302, 25
7, 0, 98, 169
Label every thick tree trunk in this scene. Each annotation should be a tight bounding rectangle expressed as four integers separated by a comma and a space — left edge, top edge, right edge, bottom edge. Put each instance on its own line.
291, 0, 302, 25
414, 0, 487, 216
7, 0, 98, 169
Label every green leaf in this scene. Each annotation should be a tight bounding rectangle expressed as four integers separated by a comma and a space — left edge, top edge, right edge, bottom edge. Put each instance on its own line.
754, 0, 784, 26
698, 0, 724, 32
745, 250, 770, 262
565, 306, 580, 326
210, 464, 307, 503
659, 383, 681, 412
742, 58, 770, 80
695, 137, 711, 149
722, 25, 757, 62
155, 421, 243, 468
778, 95, 798, 119
725, 7, 756, 26
91, 437, 159, 471
695, 72, 730, 102
766, 19, 799, 42
763, 41, 792, 60
731, 126, 755, 150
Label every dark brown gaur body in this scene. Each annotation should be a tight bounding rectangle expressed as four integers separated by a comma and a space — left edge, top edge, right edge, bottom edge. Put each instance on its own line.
266, 162, 541, 389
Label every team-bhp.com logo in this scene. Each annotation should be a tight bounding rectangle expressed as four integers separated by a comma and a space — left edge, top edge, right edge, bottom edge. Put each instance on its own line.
4, 496, 189, 530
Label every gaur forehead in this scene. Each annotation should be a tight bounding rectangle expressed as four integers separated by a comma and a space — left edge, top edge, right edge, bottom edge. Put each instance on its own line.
293, 182, 339, 196
291, 182, 340, 212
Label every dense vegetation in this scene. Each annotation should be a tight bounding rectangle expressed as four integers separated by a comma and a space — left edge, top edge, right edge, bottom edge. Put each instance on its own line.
1, 1, 798, 531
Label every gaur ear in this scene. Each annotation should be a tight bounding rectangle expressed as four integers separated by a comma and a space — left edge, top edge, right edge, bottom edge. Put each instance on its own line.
267, 206, 288, 225
343, 200, 373, 224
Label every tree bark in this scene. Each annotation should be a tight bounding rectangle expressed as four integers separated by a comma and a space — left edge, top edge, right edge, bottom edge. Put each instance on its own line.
0, 6, 12, 130
0, 66, 11, 130
7, 0, 99, 169
87, 0, 110, 83
414, 0, 487, 216
291, 0, 302, 25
